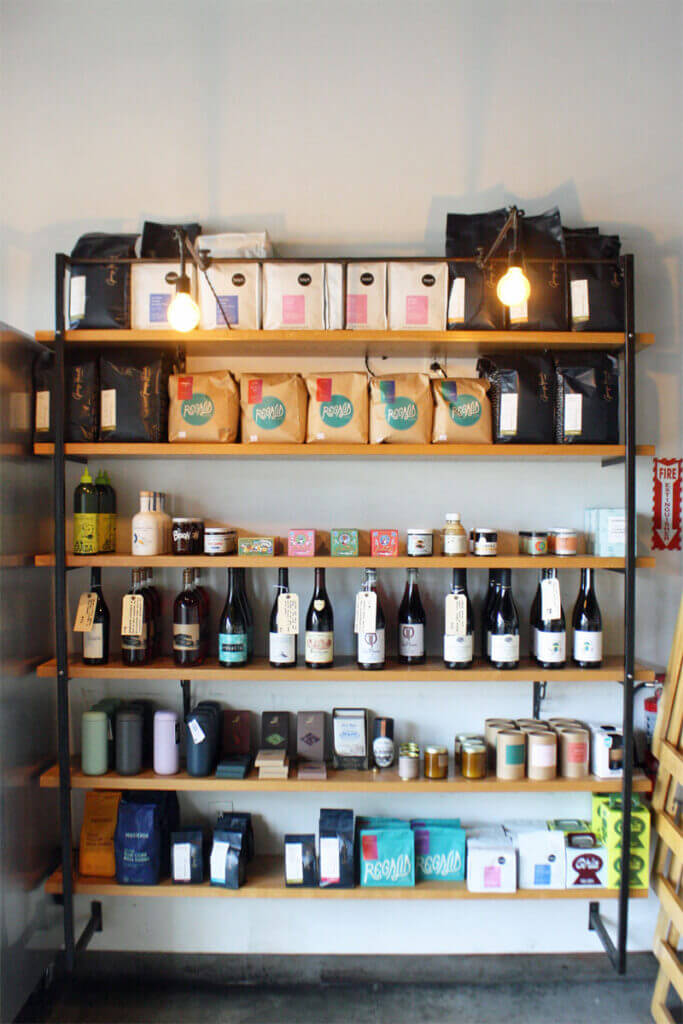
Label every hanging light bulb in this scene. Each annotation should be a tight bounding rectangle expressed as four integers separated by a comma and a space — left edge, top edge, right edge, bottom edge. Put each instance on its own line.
496, 251, 531, 307
167, 284, 200, 332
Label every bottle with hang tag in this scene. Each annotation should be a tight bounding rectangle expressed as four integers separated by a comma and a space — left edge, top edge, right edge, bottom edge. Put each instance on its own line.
443, 568, 473, 668
356, 568, 386, 670
536, 569, 566, 668
269, 568, 297, 668
487, 569, 520, 669
73, 466, 98, 555
82, 568, 110, 665
121, 569, 150, 666
572, 568, 603, 667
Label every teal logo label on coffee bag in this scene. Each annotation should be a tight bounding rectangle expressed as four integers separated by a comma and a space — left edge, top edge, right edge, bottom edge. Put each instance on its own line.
384, 397, 418, 431
181, 393, 214, 425
254, 396, 286, 429
449, 394, 481, 427
320, 394, 353, 428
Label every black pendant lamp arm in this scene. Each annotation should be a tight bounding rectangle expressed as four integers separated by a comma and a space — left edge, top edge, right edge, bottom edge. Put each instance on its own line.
476, 205, 524, 269
165, 227, 232, 329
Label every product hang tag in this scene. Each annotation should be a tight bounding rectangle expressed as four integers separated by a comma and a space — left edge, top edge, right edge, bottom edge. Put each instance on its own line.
173, 843, 192, 882
73, 592, 98, 632
35, 390, 50, 431
277, 593, 299, 635
354, 591, 377, 634
447, 277, 466, 326
499, 393, 518, 435
564, 393, 583, 435
121, 594, 144, 637
445, 594, 467, 637
100, 388, 116, 430
285, 842, 304, 884
188, 719, 206, 745
69, 275, 86, 320
541, 578, 561, 621
571, 279, 590, 323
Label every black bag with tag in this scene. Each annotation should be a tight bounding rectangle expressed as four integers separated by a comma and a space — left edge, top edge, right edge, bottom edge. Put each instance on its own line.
69, 233, 138, 329
140, 221, 202, 258
554, 352, 619, 444
445, 209, 508, 329
511, 207, 567, 331
565, 230, 623, 332
33, 350, 99, 442
477, 352, 555, 443
99, 350, 175, 441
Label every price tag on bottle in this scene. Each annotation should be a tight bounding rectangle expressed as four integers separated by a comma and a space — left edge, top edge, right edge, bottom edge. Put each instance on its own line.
188, 719, 205, 745
277, 593, 299, 635
541, 578, 561, 621
73, 592, 98, 632
445, 594, 467, 637
354, 591, 377, 634
121, 594, 144, 637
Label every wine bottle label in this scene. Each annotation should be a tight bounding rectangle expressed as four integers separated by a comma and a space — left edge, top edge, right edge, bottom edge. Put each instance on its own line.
444, 633, 473, 663
573, 630, 603, 663
121, 623, 147, 650
373, 736, 395, 768
269, 632, 296, 663
399, 623, 424, 657
358, 628, 385, 664
489, 633, 520, 662
536, 630, 566, 663
73, 513, 98, 555
445, 594, 467, 636
173, 623, 200, 652
83, 623, 103, 659
305, 631, 334, 663
218, 632, 248, 664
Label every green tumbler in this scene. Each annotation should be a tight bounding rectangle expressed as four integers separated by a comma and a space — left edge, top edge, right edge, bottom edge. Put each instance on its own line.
82, 710, 108, 775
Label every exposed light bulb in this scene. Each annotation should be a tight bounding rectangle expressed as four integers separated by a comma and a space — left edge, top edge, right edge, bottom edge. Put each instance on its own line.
167, 291, 200, 332
496, 266, 531, 307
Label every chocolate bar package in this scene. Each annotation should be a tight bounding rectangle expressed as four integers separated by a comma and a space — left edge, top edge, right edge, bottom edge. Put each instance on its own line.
99, 350, 175, 441
261, 712, 290, 752
297, 711, 326, 763
565, 229, 624, 332
554, 352, 619, 444
284, 834, 317, 887
445, 208, 508, 330
222, 710, 251, 756
319, 808, 354, 888
69, 233, 138, 329
477, 352, 554, 443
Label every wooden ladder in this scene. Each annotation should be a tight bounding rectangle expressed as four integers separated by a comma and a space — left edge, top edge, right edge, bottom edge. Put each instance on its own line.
651, 593, 683, 1023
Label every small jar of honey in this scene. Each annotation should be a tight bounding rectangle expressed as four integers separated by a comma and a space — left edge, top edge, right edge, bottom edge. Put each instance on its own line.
424, 745, 448, 780
461, 740, 487, 780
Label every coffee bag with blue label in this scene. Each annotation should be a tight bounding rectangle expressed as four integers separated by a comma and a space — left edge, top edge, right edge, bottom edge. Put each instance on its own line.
239, 373, 307, 443
431, 377, 492, 443
305, 373, 368, 443
168, 370, 239, 442
369, 374, 432, 444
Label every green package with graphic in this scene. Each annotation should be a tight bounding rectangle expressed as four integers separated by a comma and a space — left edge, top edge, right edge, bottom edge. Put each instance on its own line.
360, 827, 415, 887
331, 529, 359, 556
411, 824, 466, 882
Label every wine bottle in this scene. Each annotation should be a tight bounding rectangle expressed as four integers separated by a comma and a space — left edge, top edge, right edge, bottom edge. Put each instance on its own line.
269, 568, 297, 668
305, 568, 334, 668
487, 569, 520, 669
173, 568, 203, 667
218, 568, 249, 667
139, 568, 157, 660
481, 570, 500, 659
572, 568, 603, 667
357, 568, 386, 670
529, 572, 543, 662
193, 569, 210, 660
443, 568, 474, 669
82, 568, 110, 665
121, 569, 150, 666
235, 568, 254, 662
536, 569, 566, 668
398, 568, 426, 665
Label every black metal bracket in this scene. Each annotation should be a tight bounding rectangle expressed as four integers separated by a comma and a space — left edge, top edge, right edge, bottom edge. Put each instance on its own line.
533, 681, 547, 719
180, 680, 191, 720
75, 901, 103, 955
600, 456, 625, 468
588, 902, 620, 972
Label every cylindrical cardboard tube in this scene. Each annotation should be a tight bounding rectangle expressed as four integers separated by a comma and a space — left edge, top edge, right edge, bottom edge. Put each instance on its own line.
559, 728, 590, 778
527, 729, 558, 780
485, 720, 516, 769
496, 729, 526, 780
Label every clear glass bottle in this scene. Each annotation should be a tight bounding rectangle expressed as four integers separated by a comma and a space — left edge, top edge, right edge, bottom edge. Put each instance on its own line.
269, 568, 297, 668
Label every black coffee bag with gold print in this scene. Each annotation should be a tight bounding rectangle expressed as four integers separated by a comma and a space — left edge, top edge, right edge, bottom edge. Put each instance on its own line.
477, 352, 555, 444
69, 233, 138, 329
554, 352, 619, 444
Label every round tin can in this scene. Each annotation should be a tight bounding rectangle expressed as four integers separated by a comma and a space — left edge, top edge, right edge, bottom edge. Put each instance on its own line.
549, 529, 578, 556
558, 727, 590, 778
528, 531, 549, 556
527, 730, 557, 780
204, 526, 233, 555
172, 517, 204, 555
424, 745, 448, 779
473, 528, 497, 556
461, 740, 487, 779
398, 747, 420, 780
496, 729, 526, 780
407, 529, 433, 557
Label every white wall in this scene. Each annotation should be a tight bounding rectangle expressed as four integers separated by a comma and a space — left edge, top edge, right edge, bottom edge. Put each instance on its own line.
1, 0, 682, 955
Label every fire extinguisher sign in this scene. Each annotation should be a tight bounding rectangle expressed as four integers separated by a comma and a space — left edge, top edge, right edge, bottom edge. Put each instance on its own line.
652, 458, 682, 551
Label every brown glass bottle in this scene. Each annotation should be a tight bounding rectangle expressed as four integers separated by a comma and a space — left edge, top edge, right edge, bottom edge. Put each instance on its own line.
121, 569, 151, 666
173, 568, 203, 667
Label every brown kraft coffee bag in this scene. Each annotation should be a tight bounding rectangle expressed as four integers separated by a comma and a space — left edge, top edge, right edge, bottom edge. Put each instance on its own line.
168, 370, 239, 442
240, 373, 308, 443
369, 374, 433, 444
431, 378, 492, 443
305, 372, 369, 443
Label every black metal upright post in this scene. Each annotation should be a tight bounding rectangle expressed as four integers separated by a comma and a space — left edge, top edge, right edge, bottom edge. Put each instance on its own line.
617, 253, 636, 974
53, 253, 76, 971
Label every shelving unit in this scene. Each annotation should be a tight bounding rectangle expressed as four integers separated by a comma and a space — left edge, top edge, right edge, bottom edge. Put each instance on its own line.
43, 250, 650, 976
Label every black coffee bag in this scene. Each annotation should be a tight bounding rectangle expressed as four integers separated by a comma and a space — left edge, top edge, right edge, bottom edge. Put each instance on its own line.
512, 207, 567, 331
565, 230, 624, 332
140, 221, 202, 258
33, 350, 99, 442
445, 209, 508, 329
99, 350, 175, 441
554, 351, 619, 444
477, 352, 555, 443
69, 233, 138, 329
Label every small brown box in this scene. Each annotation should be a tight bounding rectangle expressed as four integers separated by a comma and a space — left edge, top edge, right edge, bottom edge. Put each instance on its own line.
297, 711, 326, 763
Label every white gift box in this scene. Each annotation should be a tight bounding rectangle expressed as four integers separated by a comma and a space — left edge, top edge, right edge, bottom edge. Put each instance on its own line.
515, 830, 566, 890
131, 263, 196, 330
590, 725, 624, 779
345, 262, 387, 330
198, 262, 261, 329
466, 831, 516, 893
387, 261, 448, 330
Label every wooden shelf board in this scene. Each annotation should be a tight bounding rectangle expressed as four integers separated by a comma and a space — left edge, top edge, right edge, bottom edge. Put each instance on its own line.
39, 759, 652, 795
32, 553, 656, 569
33, 442, 656, 460
44, 860, 649, 900
36, 654, 655, 683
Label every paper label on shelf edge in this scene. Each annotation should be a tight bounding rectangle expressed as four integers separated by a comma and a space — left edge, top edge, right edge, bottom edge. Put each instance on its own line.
564, 393, 583, 435
73, 592, 98, 632
320, 836, 340, 883
36, 390, 50, 430
70, 275, 86, 320
445, 593, 467, 637
447, 277, 466, 325
173, 843, 192, 882
188, 719, 206, 745
101, 388, 116, 430
277, 592, 299, 635
120, 594, 144, 637
499, 393, 518, 435
354, 591, 377, 634
285, 842, 304, 884
571, 279, 590, 323
540, 578, 561, 621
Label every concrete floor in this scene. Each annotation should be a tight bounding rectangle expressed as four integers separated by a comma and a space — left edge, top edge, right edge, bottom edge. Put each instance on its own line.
17, 952, 677, 1024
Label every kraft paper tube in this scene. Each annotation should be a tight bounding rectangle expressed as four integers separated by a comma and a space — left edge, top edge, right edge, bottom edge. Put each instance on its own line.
526, 730, 558, 780
496, 730, 526, 780
485, 720, 516, 768
559, 728, 590, 778
549, 718, 585, 729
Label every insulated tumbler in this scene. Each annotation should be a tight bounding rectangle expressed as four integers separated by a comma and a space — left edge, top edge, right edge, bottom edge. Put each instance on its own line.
115, 708, 144, 775
81, 710, 108, 775
153, 710, 180, 775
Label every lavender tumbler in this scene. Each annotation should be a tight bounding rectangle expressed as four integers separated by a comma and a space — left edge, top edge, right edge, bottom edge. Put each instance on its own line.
153, 710, 180, 775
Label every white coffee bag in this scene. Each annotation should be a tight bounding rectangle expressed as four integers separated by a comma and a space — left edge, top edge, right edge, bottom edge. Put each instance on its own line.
131, 263, 196, 330
198, 262, 261, 329
387, 261, 448, 330
262, 262, 325, 329
345, 262, 387, 330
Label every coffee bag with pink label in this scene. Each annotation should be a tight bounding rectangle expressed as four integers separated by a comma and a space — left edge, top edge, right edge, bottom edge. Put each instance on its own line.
387, 262, 448, 330
369, 374, 433, 444
305, 373, 368, 443
263, 262, 330, 329
345, 262, 387, 330
239, 373, 307, 443
168, 370, 239, 443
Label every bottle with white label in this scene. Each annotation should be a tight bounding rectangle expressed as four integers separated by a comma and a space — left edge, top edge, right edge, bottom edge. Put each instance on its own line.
442, 513, 468, 555
132, 491, 162, 555
121, 569, 150, 666
398, 568, 426, 665
82, 568, 110, 665
572, 568, 603, 667
443, 568, 473, 668
487, 569, 520, 669
305, 568, 334, 668
536, 568, 566, 668
357, 568, 386, 670
269, 568, 297, 668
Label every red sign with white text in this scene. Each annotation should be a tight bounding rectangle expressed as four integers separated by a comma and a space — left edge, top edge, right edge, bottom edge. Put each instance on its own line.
652, 458, 682, 550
